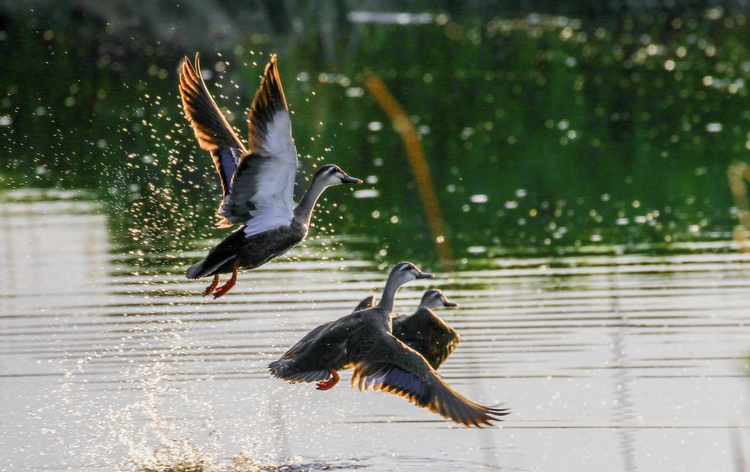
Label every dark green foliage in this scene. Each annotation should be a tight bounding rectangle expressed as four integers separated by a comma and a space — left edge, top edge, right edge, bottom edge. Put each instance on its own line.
0, 5, 745, 267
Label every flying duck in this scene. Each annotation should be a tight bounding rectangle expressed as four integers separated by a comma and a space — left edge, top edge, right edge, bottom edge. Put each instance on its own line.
179, 54, 361, 298
355, 289, 460, 370
269, 263, 508, 427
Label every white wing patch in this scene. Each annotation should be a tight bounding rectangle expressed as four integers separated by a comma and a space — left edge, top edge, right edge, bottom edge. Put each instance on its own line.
239, 110, 297, 237
243, 209, 293, 236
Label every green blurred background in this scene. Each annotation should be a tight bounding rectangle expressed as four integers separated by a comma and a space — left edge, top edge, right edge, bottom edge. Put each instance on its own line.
2, 0, 749, 269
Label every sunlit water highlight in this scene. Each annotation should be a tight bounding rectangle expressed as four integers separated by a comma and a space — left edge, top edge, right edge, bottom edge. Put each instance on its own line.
1, 198, 748, 471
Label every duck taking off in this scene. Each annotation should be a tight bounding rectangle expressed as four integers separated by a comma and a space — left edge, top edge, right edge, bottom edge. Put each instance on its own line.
269, 263, 508, 427
179, 54, 361, 298
356, 289, 460, 370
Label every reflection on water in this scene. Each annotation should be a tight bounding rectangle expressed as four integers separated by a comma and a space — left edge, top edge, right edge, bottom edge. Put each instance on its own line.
4, 5, 750, 264
1, 198, 748, 471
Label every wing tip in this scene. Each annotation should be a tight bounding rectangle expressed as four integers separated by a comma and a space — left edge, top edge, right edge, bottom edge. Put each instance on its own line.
181, 53, 199, 76
263, 54, 279, 80
268, 361, 283, 378
473, 404, 511, 427
247, 55, 290, 151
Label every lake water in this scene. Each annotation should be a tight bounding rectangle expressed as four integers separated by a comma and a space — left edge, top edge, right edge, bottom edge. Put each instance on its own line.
3, 4, 750, 470
1, 197, 748, 471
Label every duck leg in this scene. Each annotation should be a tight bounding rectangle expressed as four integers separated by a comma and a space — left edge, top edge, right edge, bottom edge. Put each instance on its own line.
316, 369, 340, 391
202, 274, 220, 297
212, 263, 239, 299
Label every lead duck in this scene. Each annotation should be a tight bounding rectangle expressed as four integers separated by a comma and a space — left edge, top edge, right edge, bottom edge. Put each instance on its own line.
179, 54, 361, 298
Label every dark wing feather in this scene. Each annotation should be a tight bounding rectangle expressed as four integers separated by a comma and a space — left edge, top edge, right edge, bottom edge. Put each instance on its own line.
179, 54, 247, 227
247, 55, 291, 153
268, 321, 347, 384
350, 335, 508, 427
392, 309, 460, 370
218, 55, 297, 235
269, 362, 331, 383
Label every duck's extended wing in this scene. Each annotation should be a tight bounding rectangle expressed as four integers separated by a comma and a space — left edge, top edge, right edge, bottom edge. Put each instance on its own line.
179, 54, 247, 227
392, 309, 460, 370
350, 335, 508, 427
221, 55, 298, 237
268, 321, 346, 383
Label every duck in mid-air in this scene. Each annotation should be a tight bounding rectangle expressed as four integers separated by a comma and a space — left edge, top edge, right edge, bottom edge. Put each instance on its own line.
355, 289, 460, 370
179, 54, 361, 298
269, 262, 508, 427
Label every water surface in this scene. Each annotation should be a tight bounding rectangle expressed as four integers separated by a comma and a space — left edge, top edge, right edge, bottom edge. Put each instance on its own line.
2, 5, 750, 470
1, 198, 748, 471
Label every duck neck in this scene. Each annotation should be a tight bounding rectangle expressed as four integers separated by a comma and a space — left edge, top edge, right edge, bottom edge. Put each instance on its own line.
293, 177, 330, 226
420, 300, 439, 310
376, 277, 405, 313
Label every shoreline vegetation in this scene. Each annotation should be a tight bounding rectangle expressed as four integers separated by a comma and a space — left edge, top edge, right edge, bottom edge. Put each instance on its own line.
1, 1, 749, 263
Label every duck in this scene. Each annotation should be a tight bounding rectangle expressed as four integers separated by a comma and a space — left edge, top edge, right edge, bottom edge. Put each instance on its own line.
179, 54, 361, 298
355, 289, 460, 370
269, 262, 509, 427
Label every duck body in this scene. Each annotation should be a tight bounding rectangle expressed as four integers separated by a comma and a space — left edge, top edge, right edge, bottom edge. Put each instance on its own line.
270, 263, 509, 427
185, 218, 306, 280
355, 289, 460, 370
179, 54, 360, 297
392, 308, 458, 370
269, 305, 390, 386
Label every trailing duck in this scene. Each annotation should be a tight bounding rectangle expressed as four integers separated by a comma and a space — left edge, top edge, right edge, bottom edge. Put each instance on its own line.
356, 289, 460, 370
269, 262, 508, 427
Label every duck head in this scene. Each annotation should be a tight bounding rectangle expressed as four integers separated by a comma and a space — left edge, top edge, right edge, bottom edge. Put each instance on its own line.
419, 289, 458, 309
377, 262, 434, 311
314, 164, 362, 187
389, 262, 434, 285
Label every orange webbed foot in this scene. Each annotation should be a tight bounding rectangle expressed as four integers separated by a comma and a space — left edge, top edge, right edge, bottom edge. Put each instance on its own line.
212, 264, 238, 299
316, 369, 340, 391
202, 274, 220, 297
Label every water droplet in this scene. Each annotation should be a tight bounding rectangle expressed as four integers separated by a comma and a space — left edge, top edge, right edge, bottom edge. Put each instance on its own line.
346, 87, 364, 97
353, 189, 379, 199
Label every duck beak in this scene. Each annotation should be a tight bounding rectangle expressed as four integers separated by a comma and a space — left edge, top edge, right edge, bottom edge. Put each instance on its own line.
416, 272, 434, 279
443, 301, 458, 307
342, 175, 363, 184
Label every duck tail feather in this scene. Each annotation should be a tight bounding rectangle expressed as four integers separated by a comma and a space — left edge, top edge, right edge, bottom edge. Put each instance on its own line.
185, 261, 207, 279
